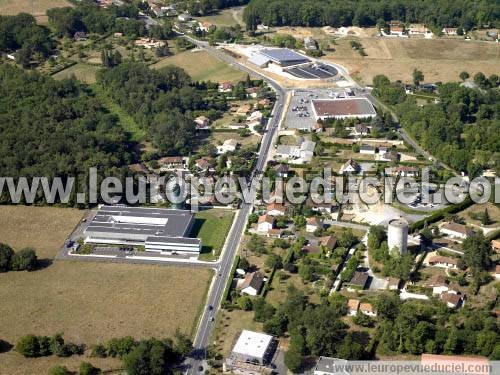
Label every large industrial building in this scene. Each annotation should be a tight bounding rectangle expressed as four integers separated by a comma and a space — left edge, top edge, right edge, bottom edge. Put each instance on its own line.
248, 48, 310, 68
84, 205, 201, 255
311, 98, 377, 120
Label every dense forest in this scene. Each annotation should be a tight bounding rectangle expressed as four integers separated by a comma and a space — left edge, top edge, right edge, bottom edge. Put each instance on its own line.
47, 1, 149, 38
396, 82, 499, 175
0, 64, 133, 182
181, 0, 250, 15
96, 62, 226, 155
0, 14, 53, 67
243, 0, 499, 30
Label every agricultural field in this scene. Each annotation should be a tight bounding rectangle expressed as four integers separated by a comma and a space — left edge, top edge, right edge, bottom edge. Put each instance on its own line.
151, 50, 247, 83
0, 206, 213, 374
323, 37, 500, 84
191, 208, 235, 260
0, 0, 72, 23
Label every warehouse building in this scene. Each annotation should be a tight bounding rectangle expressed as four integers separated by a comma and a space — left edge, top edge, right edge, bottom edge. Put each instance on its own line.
248, 48, 310, 69
84, 205, 201, 254
311, 98, 377, 120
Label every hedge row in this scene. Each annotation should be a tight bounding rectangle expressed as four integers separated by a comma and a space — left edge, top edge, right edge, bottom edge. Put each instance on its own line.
222, 255, 240, 303
409, 196, 474, 232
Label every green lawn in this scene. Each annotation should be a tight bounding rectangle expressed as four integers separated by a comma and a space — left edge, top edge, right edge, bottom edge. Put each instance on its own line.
52, 63, 100, 84
190, 209, 235, 261
90, 84, 146, 142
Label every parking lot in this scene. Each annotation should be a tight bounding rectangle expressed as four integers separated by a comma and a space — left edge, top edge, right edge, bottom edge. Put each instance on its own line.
285, 88, 357, 130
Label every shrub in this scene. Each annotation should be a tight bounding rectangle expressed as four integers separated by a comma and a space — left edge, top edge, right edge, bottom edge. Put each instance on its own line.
90, 344, 107, 358
11, 247, 37, 271
49, 365, 70, 375
15, 335, 40, 357
0, 243, 14, 272
79, 361, 100, 375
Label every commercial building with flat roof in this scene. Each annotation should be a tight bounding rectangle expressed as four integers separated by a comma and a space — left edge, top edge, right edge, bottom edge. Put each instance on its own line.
248, 48, 310, 68
230, 330, 276, 365
311, 98, 377, 120
84, 205, 201, 254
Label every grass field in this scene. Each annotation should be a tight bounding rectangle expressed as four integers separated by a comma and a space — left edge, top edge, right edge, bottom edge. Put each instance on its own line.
90, 84, 147, 142
151, 50, 247, 83
52, 63, 100, 84
324, 37, 500, 84
196, 7, 244, 28
0, 205, 85, 259
0, 0, 72, 23
0, 206, 213, 374
191, 209, 235, 260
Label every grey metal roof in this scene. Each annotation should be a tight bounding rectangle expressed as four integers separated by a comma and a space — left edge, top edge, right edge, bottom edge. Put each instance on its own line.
314, 356, 349, 374
276, 145, 293, 155
145, 236, 200, 245
248, 53, 271, 67
259, 49, 310, 66
86, 205, 194, 238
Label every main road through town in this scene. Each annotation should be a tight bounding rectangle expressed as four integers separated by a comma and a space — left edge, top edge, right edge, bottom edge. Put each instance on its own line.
181, 35, 287, 374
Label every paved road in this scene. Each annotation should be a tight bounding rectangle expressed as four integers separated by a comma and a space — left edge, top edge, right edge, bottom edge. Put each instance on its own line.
181, 36, 287, 375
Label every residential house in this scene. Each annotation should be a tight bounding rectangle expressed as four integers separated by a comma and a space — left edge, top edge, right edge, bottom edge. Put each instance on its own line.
428, 255, 459, 270
491, 239, 500, 253
275, 137, 316, 164
257, 214, 275, 233
424, 274, 449, 295
258, 98, 271, 108
387, 277, 400, 290
273, 164, 290, 178
440, 222, 474, 239
134, 37, 164, 49
113, 32, 123, 37
359, 144, 376, 155
313, 122, 324, 133
129, 163, 150, 175
390, 25, 405, 36
441, 292, 463, 309
314, 357, 350, 375
339, 159, 361, 174
319, 235, 337, 251
194, 115, 210, 130
266, 202, 287, 216
238, 272, 265, 296
347, 299, 360, 316
217, 139, 239, 154
159, 156, 186, 170
442, 27, 458, 35
198, 21, 215, 33
391, 166, 419, 177
494, 265, 500, 281
178, 13, 192, 22
225, 330, 276, 374
306, 217, 322, 233
380, 148, 399, 162
246, 87, 260, 98
359, 302, 377, 317
346, 271, 369, 290
74, 31, 88, 41
353, 123, 370, 136
247, 110, 264, 124
409, 24, 430, 35
236, 103, 252, 115
302, 245, 322, 255
306, 198, 336, 216
195, 157, 214, 172
218, 81, 234, 93
304, 37, 317, 50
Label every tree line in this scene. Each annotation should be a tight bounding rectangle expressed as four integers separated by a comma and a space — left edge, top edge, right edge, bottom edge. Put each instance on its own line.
0, 243, 38, 272
13, 331, 192, 375
243, 0, 499, 30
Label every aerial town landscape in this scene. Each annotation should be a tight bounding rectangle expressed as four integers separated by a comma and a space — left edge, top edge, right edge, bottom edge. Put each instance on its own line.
0, 0, 499, 374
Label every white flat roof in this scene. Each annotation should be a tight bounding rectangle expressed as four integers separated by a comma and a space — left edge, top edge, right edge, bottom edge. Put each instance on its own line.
232, 330, 273, 359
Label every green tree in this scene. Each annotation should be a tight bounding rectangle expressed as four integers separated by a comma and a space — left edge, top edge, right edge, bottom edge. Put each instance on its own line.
11, 247, 37, 271
49, 366, 70, 375
459, 71, 469, 81
480, 208, 491, 226
15, 335, 40, 357
284, 329, 305, 372
412, 68, 424, 86
462, 232, 491, 277
0, 243, 14, 272
79, 361, 100, 375
265, 253, 282, 269
237, 296, 253, 311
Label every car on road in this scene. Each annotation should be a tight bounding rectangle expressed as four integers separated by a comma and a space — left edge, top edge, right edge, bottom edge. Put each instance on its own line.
210, 316, 214, 322
208, 305, 213, 311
